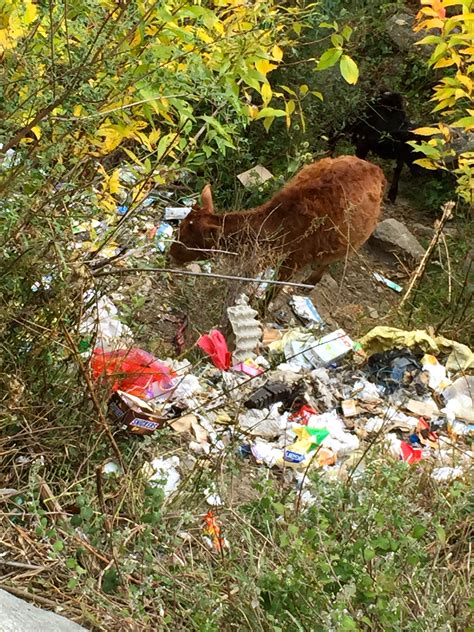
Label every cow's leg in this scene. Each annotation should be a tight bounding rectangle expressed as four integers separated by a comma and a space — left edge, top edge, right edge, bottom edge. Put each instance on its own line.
388, 158, 403, 202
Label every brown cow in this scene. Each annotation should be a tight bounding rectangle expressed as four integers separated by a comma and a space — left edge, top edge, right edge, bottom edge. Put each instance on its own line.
169, 155, 386, 285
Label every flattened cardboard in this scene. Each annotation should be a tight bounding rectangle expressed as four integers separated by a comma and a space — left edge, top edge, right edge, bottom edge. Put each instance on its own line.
237, 164, 273, 188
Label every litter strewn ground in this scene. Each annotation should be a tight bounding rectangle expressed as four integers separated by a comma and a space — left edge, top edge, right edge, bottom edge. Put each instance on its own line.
91, 292, 473, 505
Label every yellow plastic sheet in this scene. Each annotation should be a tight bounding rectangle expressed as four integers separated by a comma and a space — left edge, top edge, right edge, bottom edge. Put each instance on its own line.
359, 327, 474, 373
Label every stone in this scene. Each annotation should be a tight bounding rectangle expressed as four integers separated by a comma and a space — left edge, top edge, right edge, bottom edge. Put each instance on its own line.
0, 589, 88, 632
186, 263, 201, 274
370, 218, 425, 263
412, 223, 435, 239
444, 128, 474, 167
317, 273, 339, 294
386, 13, 432, 56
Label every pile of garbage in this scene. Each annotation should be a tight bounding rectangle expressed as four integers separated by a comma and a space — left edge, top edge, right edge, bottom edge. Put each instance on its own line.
85, 291, 473, 503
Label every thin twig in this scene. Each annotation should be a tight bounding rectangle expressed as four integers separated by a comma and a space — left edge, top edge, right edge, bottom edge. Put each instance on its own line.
93, 265, 316, 289
440, 232, 452, 303
399, 201, 455, 310
0, 560, 48, 571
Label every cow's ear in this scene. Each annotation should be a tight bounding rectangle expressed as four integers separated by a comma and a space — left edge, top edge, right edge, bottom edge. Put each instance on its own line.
199, 184, 214, 214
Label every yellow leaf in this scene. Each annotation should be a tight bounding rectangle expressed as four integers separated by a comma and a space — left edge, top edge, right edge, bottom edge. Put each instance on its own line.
285, 99, 296, 116
339, 55, 359, 85
263, 116, 274, 132
148, 128, 161, 145
255, 59, 277, 75
73, 105, 83, 117
272, 44, 283, 61
24, 1, 37, 25
455, 88, 467, 99
414, 159, 438, 170
122, 147, 143, 167
129, 28, 142, 48
31, 125, 41, 140
299, 84, 309, 95
248, 105, 259, 119
261, 82, 272, 105
108, 170, 122, 195
456, 73, 472, 93
213, 20, 224, 35
433, 57, 456, 68
413, 126, 441, 135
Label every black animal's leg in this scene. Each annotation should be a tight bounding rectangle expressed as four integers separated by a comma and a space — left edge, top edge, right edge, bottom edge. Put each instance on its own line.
355, 143, 369, 160
388, 159, 404, 202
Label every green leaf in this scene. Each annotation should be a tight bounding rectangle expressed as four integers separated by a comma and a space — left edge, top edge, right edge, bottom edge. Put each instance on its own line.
279, 532, 289, 547
102, 568, 120, 594
364, 546, 376, 562
317, 48, 342, 70
412, 524, 427, 539
287, 523, 299, 536
53, 540, 64, 552
451, 116, 474, 129
66, 558, 77, 569
255, 107, 287, 120
436, 526, 446, 544
341, 615, 358, 630
339, 55, 359, 85
341, 25, 353, 41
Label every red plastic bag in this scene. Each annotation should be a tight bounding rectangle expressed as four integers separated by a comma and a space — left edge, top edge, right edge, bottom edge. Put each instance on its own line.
400, 441, 424, 464
197, 330, 231, 371
91, 348, 176, 399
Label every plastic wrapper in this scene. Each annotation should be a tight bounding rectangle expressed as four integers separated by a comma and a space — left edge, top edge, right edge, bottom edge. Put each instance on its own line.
91, 348, 177, 399
197, 330, 231, 371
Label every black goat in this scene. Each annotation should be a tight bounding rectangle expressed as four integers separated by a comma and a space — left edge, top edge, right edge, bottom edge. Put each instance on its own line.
328, 91, 425, 202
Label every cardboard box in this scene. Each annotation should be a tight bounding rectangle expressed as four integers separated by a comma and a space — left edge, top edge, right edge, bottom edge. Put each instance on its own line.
311, 329, 353, 366
108, 391, 165, 435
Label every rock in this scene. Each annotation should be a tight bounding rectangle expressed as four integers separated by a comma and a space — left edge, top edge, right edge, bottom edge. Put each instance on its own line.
368, 308, 379, 319
370, 218, 425, 263
386, 13, 431, 56
412, 222, 457, 241
0, 589, 88, 632
186, 263, 201, 274
317, 273, 339, 294
412, 223, 435, 239
445, 128, 474, 166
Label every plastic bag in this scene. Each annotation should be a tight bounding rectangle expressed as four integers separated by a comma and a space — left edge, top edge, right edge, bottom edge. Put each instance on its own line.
91, 348, 176, 399
197, 330, 231, 370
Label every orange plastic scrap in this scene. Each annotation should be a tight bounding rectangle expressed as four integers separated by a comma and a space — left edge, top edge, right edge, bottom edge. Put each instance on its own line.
203, 510, 226, 553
